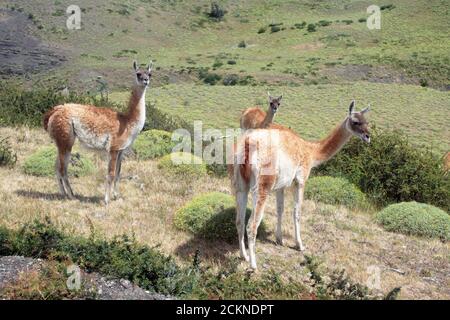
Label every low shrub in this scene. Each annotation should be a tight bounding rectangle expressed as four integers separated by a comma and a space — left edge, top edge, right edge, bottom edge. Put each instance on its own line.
0, 219, 198, 296
193, 264, 308, 299
316, 128, 450, 211
0, 82, 119, 128
157, 152, 207, 176
0, 137, 17, 167
270, 25, 281, 33
307, 23, 317, 32
342, 19, 353, 25
257, 27, 266, 34
294, 22, 306, 29
23, 146, 94, 177
318, 20, 332, 27
222, 74, 240, 86
133, 129, 177, 160
208, 2, 226, 21
212, 60, 223, 69
305, 176, 368, 209
144, 102, 194, 134
238, 41, 247, 48
376, 202, 450, 240
198, 68, 222, 85
174, 192, 267, 242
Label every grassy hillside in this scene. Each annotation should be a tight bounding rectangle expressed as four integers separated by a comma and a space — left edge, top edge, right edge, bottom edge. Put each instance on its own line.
4, 0, 450, 89
111, 83, 450, 153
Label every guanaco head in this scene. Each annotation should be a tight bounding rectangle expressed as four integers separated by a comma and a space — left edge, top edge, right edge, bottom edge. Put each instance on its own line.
267, 92, 283, 114
346, 100, 371, 143
133, 60, 153, 87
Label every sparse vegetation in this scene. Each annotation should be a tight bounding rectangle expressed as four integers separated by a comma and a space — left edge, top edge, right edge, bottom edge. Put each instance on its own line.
307, 23, 317, 32
376, 202, 450, 241
305, 176, 368, 209
0, 82, 118, 128
0, 219, 198, 296
23, 146, 94, 177
257, 27, 266, 34
157, 152, 207, 176
208, 2, 226, 21
238, 40, 247, 48
316, 129, 450, 212
133, 130, 178, 160
0, 138, 17, 167
174, 192, 267, 242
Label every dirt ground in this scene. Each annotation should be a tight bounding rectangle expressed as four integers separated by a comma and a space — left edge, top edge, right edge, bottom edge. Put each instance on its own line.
0, 9, 66, 78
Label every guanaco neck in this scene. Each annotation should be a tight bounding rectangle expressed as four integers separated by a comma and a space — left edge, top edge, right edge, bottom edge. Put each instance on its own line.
311, 118, 352, 167
262, 108, 275, 128
126, 85, 147, 124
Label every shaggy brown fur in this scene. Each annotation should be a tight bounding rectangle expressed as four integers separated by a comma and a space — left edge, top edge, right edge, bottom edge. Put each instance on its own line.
43, 61, 153, 204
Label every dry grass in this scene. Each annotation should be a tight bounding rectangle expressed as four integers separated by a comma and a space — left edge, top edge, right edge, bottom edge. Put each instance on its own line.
0, 126, 449, 299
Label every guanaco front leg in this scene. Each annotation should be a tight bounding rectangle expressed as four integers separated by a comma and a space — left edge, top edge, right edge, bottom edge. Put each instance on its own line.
105, 150, 119, 205
112, 150, 124, 199
275, 188, 285, 245
293, 182, 305, 251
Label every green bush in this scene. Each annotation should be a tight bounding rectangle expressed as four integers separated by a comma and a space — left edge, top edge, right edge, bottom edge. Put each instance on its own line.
208, 2, 226, 21
0, 138, 17, 167
144, 102, 194, 134
305, 176, 368, 209
318, 20, 332, 27
0, 82, 119, 128
257, 27, 266, 34
376, 202, 450, 240
222, 74, 240, 86
198, 69, 222, 85
23, 146, 94, 177
316, 128, 450, 211
238, 40, 247, 48
307, 23, 317, 32
157, 152, 207, 176
294, 22, 306, 29
133, 130, 178, 160
174, 192, 267, 242
270, 25, 281, 33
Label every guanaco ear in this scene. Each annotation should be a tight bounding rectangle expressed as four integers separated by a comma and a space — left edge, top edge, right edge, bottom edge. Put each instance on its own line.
133, 61, 138, 72
147, 60, 153, 73
278, 95, 283, 101
267, 91, 273, 102
361, 104, 371, 114
348, 100, 355, 115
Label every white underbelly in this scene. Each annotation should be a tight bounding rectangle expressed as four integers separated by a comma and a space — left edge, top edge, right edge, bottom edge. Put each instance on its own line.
72, 120, 111, 150
272, 154, 297, 190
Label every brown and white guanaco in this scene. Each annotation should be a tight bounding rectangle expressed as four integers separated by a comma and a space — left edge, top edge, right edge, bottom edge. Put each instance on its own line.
231, 100, 370, 270
43, 60, 153, 204
240, 92, 283, 130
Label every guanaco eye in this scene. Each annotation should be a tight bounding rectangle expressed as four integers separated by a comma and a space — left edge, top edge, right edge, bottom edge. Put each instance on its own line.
352, 121, 361, 126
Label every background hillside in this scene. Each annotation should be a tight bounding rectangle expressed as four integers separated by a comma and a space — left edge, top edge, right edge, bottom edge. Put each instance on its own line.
1, 0, 448, 153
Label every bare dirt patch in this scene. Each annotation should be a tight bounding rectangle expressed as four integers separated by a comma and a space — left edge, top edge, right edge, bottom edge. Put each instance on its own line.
0, 9, 66, 77
292, 42, 325, 51
323, 64, 422, 86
